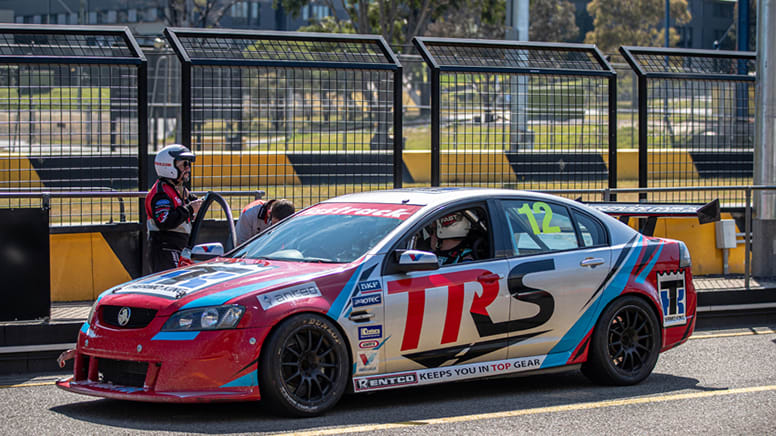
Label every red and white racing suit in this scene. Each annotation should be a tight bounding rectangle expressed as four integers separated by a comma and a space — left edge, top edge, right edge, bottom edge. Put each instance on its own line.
145, 179, 197, 272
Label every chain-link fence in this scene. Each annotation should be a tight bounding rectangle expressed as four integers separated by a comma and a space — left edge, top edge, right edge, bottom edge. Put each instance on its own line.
620, 46, 756, 205
413, 38, 617, 200
165, 28, 402, 214
0, 24, 147, 226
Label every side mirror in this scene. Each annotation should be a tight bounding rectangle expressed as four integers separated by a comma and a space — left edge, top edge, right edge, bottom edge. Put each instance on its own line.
393, 249, 439, 272
189, 243, 224, 261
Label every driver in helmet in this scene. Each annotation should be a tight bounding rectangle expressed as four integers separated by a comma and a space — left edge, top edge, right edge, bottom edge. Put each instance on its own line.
145, 144, 203, 272
429, 212, 475, 265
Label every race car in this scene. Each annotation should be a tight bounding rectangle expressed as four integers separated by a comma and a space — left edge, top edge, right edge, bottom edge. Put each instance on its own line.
56, 188, 696, 417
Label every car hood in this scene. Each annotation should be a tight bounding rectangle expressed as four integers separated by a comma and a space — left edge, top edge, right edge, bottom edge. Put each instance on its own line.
97, 258, 352, 316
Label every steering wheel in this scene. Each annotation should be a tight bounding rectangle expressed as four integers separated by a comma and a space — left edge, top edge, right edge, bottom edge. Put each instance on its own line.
187, 192, 237, 252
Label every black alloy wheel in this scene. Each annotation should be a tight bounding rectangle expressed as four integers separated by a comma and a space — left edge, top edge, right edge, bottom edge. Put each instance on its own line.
582, 295, 660, 385
259, 314, 349, 417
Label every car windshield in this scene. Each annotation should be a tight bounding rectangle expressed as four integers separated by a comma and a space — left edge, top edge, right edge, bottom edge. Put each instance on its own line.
230, 202, 421, 263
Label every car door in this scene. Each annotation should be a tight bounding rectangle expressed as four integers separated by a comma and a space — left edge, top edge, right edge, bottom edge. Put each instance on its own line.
497, 198, 612, 359
381, 204, 512, 374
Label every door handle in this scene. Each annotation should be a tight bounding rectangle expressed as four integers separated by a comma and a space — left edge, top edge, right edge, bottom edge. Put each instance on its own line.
477, 273, 503, 283
580, 257, 605, 268
349, 310, 375, 322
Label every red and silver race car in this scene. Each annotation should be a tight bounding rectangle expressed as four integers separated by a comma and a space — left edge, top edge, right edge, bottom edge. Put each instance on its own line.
57, 188, 696, 416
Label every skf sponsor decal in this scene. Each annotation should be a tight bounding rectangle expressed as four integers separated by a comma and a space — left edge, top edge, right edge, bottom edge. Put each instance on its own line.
358, 325, 383, 340
299, 202, 421, 220
352, 355, 546, 392
358, 280, 382, 293
115, 264, 264, 299
658, 270, 687, 327
354, 372, 418, 391
352, 293, 382, 308
258, 282, 322, 310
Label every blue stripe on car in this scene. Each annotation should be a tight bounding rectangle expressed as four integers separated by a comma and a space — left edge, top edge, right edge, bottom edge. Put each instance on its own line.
541, 235, 644, 368
220, 371, 258, 388
80, 323, 89, 334
327, 264, 363, 320
636, 244, 663, 284
180, 272, 326, 309
151, 331, 200, 341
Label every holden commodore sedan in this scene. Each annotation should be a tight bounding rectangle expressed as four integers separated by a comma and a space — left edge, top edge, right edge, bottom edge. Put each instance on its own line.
57, 188, 696, 416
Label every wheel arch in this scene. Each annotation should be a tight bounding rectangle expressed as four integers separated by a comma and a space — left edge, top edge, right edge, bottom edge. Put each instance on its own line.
255, 309, 355, 384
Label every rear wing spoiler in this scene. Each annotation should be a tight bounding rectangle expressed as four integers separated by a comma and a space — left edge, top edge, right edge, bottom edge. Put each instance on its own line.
584, 199, 720, 236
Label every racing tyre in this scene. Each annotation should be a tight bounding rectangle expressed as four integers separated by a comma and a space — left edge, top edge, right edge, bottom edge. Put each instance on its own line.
582, 296, 660, 385
259, 314, 349, 417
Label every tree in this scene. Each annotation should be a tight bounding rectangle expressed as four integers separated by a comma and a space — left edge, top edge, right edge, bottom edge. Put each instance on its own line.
584, 0, 691, 54
158, 0, 240, 27
529, 0, 579, 42
425, 0, 505, 40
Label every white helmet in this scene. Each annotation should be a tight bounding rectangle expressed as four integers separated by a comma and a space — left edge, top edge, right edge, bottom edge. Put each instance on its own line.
436, 212, 471, 239
155, 144, 195, 179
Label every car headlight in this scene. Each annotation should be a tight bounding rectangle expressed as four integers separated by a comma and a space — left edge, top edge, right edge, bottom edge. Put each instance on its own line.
162, 305, 245, 331
87, 300, 99, 326
678, 241, 692, 268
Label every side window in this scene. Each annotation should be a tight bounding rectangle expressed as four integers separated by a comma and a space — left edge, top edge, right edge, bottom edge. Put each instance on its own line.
409, 206, 491, 266
573, 210, 608, 247
502, 200, 578, 257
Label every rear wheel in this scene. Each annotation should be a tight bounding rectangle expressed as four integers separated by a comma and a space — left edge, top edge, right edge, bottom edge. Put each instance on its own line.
582, 295, 660, 385
259, 314, 349, 417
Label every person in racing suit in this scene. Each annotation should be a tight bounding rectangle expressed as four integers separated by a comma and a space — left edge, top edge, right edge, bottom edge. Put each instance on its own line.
146, 144, 203, 272
428, 212, 475, 265
235, 198, 295, 245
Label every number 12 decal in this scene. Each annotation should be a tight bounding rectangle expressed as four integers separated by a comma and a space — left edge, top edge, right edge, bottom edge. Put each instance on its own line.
517, 201, 560, 234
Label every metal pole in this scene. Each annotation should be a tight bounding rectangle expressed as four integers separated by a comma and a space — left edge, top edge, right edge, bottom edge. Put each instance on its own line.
393, 66, 403, 188
638, 74, 648, 202
753, 0, 776, 278
431, 67, 440, 186
608, 76, 617, 200
745, 187, 751, 289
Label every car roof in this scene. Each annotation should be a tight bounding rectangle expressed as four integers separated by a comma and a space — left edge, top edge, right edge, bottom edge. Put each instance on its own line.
323, 187, 584, 209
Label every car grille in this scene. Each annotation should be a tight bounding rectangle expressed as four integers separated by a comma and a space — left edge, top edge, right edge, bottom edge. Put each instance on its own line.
100, 305, 157, 328
97, 358, 148, 388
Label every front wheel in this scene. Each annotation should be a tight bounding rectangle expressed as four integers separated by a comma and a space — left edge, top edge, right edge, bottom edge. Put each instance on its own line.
582, 295, 660, 385
259, 314, 349, 417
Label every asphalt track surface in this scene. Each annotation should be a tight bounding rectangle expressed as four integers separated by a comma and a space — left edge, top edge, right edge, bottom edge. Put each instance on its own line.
1, 326, 774, 435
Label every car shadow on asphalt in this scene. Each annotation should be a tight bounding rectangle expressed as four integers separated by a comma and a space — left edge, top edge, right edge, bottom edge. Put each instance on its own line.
49, 370, 703, 434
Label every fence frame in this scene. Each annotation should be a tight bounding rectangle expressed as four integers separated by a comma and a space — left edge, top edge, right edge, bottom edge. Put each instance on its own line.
164, 27, 404, 189
412, 37, 618, 191
619, 46, 757, 203
0, 23, 149, 232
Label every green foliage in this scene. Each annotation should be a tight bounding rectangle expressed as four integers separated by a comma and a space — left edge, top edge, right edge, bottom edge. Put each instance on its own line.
529, 0, 579, 42
584, 0, 691, 54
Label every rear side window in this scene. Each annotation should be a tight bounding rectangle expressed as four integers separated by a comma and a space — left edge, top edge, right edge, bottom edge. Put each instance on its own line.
573, 210, 608, 247
502, 200, 578, 256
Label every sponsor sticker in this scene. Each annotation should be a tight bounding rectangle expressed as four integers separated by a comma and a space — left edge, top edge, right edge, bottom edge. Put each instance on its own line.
299, 203, 421, 220
359, 340, 379, 349
352, 293, 382, 308
658, 270, 687, 327
354, 372, 418, 391
258, 282, 322, 310
352, 355, 546, 392
358, 325, 382, 340
115, 264, 263, 299
358, 280, 382, 294
356, 351, 379, 373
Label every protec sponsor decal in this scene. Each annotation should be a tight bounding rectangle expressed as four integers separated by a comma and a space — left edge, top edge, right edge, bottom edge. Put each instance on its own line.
358, 325, 382, 340
299, 202, 421, 220
358, 280, 382, 294
658, 270, 687, 327
258, 281, 322, 310
352, 293, 382, 308
353, 372, 418, 392
352, 355, 546, 392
